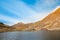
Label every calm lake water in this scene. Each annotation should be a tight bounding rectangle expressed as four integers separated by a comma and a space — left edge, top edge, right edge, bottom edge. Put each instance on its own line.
0, 30, 50, 40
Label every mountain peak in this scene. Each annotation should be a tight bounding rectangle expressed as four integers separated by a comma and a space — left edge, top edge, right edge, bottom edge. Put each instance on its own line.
52, 6, 60, 13
56, 6, 60, 9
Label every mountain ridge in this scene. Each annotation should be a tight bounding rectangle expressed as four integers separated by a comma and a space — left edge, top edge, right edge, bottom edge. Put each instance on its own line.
0, 6, 60, 32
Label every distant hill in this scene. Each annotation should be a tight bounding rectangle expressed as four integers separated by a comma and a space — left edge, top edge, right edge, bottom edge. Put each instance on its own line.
12, 22, 28, 31
12, 22, 37, 31
0, 22, 13, 32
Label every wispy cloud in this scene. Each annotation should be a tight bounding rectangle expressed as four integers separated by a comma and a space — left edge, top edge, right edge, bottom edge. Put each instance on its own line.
33, 0, 59, 12
0, 14, 24, 25
1, 1, 45, 23
44, 0, 58, 7
0, 0, 60, 25
0, 0, 53, 24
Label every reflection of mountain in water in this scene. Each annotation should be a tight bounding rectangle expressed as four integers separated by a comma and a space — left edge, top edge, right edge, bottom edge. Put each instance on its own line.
0, 31, 49, 40
0, 7, 60, 32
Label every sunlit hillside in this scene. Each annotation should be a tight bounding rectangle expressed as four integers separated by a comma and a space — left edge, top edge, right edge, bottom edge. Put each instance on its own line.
29, 6, 60, 30
42, 7, 60, 30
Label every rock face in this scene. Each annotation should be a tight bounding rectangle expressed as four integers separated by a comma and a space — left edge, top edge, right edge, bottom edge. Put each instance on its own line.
26, 7, 60, 31
39, 7, 60, 30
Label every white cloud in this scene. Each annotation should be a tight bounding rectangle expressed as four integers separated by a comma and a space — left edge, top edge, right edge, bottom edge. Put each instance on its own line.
44, 0, 57, 6
0, 14, 25, 25
0, 0, 54, 25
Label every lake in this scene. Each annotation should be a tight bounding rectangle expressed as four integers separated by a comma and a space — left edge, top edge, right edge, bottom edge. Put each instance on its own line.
0, 30, 50, 40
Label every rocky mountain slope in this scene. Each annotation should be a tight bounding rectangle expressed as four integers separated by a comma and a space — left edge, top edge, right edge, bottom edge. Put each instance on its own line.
12, 7, 60, 31
40, 7, 60, 30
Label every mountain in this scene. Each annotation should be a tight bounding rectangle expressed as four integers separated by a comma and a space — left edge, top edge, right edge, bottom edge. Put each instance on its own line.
12, 22, 28, 31
0, 22, 13, 32
34, 6, 60, 30
12, 22, 37, 31
12, 6, 60, 31
0, 6, 60, 32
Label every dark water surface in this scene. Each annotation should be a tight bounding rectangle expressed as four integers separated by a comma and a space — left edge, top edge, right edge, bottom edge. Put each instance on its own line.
0, 30, 49, 40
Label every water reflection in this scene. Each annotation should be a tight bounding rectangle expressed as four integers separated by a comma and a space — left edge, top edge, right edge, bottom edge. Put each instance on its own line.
0, 31, 49, 40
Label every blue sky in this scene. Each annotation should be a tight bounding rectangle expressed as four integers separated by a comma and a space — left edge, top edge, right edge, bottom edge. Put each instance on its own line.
0, 0, 60, 25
